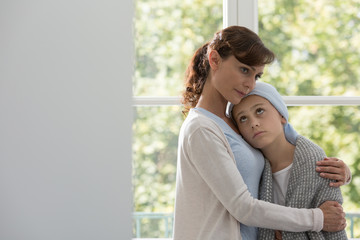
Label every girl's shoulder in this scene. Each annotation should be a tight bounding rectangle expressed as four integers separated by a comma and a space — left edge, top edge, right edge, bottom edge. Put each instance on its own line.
294, 135, 326, 166
296, 136, 326, 156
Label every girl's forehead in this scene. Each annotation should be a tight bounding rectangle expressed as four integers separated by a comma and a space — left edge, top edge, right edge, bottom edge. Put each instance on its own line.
241, 95, 268, 107
233, 95, 272, 113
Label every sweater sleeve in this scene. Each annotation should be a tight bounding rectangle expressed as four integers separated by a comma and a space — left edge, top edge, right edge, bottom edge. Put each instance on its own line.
344, 164, 352, 185
306, 175, 347, 239
281, 136, 347, 239
308, 156, 347, 238
187, 126, 322, 232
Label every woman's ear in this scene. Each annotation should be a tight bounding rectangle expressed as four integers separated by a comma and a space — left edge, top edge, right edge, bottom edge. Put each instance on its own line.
281, 116, 287, 125
208, 49, 221, 70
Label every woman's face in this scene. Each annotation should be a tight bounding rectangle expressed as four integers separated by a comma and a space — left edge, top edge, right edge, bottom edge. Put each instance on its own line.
210, 52, 265, 105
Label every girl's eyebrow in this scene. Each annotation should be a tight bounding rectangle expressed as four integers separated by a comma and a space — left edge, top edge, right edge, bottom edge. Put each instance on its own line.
235, 103, 264, 118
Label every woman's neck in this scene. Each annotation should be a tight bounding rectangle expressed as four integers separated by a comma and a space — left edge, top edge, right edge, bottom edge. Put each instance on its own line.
196, 81, 239, 133
261, 137, 295, 173
197, 90, 227, 118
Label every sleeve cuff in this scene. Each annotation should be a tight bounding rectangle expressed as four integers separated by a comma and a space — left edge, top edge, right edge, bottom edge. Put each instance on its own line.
344, 173, 352, 185
312, 208, 324, 232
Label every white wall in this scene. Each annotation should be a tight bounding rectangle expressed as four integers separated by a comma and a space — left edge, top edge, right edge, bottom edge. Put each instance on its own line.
0, 1, 133, 239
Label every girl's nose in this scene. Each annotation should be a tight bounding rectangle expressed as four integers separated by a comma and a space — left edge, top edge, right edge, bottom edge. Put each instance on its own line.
251, 120, 260, 128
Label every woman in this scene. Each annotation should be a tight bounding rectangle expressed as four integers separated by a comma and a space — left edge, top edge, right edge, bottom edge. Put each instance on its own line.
173, 26, 348, 240
231, 82, 348, 239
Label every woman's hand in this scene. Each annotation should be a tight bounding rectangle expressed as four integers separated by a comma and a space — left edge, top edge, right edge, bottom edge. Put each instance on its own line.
316, 157, 351, 187
319, 201, 346, 232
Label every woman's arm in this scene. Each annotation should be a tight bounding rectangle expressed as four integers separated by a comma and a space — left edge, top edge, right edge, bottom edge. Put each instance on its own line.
316, 157, 352, 187
188, 126, 346, 232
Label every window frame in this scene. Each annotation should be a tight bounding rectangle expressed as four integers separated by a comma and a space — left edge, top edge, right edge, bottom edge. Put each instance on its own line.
133, 0, 360, 107
133, 96, 360, 106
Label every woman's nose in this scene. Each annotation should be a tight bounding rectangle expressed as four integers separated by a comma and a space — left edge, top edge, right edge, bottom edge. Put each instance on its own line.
244, 77, 256, 92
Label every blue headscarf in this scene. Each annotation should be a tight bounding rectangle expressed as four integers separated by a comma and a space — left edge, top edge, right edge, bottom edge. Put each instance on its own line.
226, 82, 299, 145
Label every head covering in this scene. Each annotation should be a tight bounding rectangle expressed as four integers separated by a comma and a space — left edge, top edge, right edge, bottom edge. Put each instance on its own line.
226, 82, 299, 145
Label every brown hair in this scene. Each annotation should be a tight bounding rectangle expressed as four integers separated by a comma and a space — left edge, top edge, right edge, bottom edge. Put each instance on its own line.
182, 26, 275, 114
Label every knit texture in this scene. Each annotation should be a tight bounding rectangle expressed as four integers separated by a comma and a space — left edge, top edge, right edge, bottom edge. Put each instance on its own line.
258, 135, 348, 240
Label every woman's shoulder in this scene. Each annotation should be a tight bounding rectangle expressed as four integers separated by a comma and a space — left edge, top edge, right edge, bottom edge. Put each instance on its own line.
182, 108, 223, 133
179, 109, 231, 152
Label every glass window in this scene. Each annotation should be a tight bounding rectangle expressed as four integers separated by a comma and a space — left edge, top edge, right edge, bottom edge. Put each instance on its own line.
258, 1, 360, 237
132, 0, 360, 238
133, 2, 222, 237
258, 0, 360, 97
134, 0, 223, 97
132, 106, 183, 238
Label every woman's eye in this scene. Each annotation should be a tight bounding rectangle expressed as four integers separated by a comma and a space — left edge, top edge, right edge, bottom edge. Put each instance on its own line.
255, 74, 262, 81
240, 67, 249, 74
256, 108, 264, 114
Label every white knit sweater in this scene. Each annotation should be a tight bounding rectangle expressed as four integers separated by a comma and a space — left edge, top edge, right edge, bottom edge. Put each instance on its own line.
173, 109, 323, 240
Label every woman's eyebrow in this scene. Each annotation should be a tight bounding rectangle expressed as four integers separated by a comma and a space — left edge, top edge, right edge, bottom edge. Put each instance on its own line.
250, 66, 264, 76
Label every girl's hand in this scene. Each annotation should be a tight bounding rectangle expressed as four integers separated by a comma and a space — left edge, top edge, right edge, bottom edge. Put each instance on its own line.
316, 157, 351, 187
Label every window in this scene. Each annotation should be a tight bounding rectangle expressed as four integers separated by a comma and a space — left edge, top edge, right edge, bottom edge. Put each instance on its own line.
133, 0, 222, 238
257, 1, 360, 237
133, 0, 360, 238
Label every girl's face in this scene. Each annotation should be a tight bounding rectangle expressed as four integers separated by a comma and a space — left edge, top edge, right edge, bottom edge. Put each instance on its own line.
209, 51, 265, 105
232, 95, 286, 150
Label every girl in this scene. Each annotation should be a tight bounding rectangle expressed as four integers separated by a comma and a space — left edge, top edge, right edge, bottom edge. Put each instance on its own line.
231, 82, 348, 239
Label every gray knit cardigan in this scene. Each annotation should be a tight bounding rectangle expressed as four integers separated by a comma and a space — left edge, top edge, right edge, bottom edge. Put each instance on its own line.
258, 135, 348, 240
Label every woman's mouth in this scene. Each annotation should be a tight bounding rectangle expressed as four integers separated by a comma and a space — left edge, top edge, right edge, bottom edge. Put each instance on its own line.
235, 89, 246, 98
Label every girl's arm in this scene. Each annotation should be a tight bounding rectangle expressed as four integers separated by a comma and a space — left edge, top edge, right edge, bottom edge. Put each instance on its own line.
309, 161, 348, 239
316, 157, 352, 187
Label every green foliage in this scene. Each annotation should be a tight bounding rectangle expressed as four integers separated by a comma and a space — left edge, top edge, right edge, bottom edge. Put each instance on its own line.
133, 106, 183, 213
259, 0, 360, 96
132, 106, 182, 237
134, 0, 222, 96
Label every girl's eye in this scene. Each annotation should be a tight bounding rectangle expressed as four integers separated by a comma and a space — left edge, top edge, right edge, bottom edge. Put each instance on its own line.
256, 108, 264, 115
240, 67, 249, 74
255, 74, 262, 81
239, 116, 247, 123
